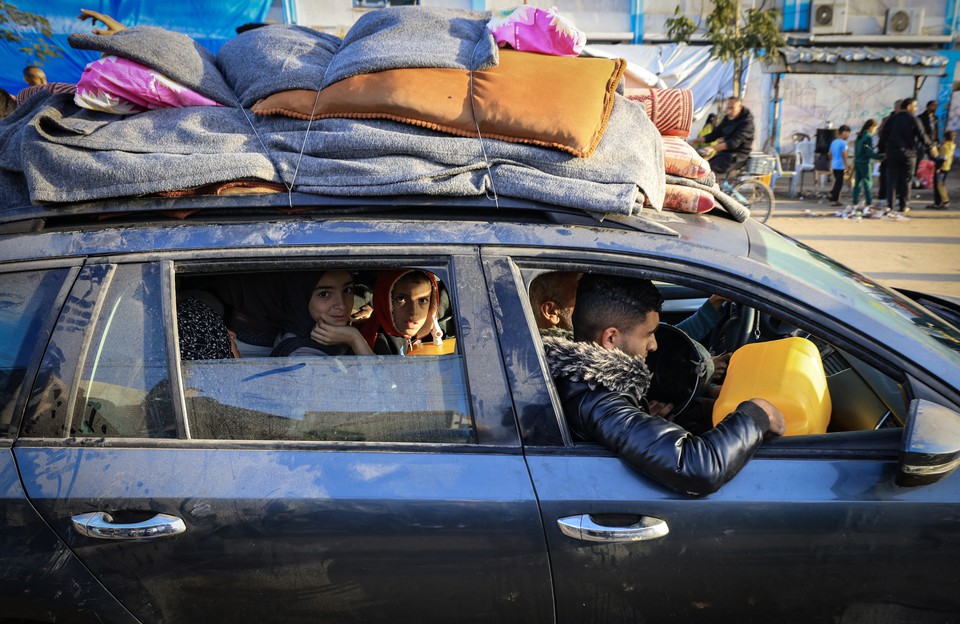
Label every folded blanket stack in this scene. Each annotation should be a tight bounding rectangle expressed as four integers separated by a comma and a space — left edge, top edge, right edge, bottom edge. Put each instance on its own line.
626, 88, 749, 221
1, 7, 673, 218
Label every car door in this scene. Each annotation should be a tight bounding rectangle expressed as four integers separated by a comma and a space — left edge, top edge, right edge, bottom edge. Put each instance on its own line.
483, 251, 960, 624
0, 264, 141, 623
15, 253, 554, 624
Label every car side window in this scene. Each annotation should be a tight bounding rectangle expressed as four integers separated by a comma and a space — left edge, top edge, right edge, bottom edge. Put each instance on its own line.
24, 263, 176, 438
70, 263, 174, 438
0, 268, 71, 437
525, 267, 905, 444
176, 268, 475, 443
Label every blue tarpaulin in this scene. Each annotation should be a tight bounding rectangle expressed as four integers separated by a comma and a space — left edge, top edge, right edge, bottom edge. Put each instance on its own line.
1, 0, 271, 96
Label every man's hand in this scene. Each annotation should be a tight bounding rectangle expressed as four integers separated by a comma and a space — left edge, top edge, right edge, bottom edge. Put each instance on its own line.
710, 352, 730, 383
647, 399, 675, 419
78, 9, 127, 35
749, 398, 786, 437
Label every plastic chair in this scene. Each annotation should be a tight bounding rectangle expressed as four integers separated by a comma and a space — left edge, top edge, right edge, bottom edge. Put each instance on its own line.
791, 141, 816, 197
772, 152, 794, 193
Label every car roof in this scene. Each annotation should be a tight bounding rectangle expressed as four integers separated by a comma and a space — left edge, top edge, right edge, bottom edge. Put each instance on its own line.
0, 193, 753, 264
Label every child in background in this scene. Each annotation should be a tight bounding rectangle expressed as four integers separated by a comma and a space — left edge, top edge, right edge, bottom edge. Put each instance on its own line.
930, 130, 955, 210
828, 125, 852, 206
852, 119, 883, 212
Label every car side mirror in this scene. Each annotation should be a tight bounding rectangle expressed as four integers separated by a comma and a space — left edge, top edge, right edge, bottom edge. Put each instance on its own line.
897, 399, 960, 487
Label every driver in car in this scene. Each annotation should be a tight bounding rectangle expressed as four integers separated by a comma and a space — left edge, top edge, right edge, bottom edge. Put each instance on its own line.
541, 274, 785, 496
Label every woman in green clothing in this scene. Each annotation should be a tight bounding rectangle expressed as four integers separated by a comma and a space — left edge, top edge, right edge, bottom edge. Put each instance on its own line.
853, 119, 883, 208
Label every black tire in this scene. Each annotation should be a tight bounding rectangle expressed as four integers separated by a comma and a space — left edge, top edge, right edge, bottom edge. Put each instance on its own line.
734, 180, 775, 223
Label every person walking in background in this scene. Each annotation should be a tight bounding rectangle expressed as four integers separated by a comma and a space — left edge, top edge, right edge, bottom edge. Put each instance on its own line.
878, 97, 937, 213
828, 125, 851, 206
917, 100, 940, 189
876, 100, 901, 207
929, 130, 956, 210
918, 100, 940, 160
852, 120, 883, 210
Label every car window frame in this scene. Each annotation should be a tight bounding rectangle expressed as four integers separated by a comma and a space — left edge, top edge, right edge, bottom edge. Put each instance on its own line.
481, 246, 951, 459
0, 260, 80, 440
17, 247, 524, 451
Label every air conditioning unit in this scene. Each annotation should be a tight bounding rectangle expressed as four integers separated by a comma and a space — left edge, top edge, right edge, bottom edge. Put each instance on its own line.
810, 2, 848, 34
884, 8, 924, 36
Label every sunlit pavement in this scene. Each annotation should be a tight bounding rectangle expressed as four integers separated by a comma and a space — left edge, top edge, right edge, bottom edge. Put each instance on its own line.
761, 175, 960, 299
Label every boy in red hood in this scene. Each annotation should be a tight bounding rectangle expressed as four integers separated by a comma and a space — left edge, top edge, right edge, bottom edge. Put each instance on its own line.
361, 269, 444, 355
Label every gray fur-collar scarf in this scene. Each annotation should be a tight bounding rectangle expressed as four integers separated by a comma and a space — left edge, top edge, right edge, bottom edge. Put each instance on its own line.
541, 329, 652, 404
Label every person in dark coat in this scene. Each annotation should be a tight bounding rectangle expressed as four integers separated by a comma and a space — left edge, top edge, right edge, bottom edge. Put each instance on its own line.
876, 99, 901, 206
690, 97, 755, 175
541, 274, 785, 496
878, 97, 938, 213
918, 100, 940, 160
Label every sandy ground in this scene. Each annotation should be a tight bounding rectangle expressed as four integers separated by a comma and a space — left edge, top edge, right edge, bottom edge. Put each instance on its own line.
763, 174, 960, 299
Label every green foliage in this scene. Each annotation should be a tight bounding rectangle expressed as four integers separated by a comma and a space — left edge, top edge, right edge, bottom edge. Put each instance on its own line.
0, 1, 63, 62
665, 0, 784, 96
667, 0, 783, 63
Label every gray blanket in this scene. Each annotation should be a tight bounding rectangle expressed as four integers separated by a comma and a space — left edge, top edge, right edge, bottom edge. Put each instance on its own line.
6, 7, 666, 215
218, 25, 342, 108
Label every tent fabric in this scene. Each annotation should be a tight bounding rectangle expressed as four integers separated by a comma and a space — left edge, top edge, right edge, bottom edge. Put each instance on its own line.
586, 43, 738, 120
0, 0, 271, 95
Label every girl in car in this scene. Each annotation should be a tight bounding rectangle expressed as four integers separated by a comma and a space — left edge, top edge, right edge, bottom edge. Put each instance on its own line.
360, 269, 443, 355
271, 270, 374, 357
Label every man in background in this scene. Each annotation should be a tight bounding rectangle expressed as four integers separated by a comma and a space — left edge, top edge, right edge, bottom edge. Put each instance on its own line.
878, 97, 937, 213
689, 97, 755, 176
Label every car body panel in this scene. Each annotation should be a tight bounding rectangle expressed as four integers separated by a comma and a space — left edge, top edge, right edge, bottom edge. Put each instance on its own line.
527, 452, 960, 623
0, 447, 139, 624
16, 446, 553, 624
1, 204, 958, 622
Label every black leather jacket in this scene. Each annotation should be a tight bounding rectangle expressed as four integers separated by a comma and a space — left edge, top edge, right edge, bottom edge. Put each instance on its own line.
543, 332, 771, 496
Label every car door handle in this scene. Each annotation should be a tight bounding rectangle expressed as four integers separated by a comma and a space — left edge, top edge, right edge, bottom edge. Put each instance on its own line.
557, 514, 669, 543
71, 511, 186, 540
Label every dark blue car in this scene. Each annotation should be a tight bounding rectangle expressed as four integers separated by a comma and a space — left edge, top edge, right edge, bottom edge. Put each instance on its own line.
1, 196, 959, 623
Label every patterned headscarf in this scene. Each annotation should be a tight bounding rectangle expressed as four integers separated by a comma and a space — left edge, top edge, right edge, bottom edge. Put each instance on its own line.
177, 297, 234, 360
360, 269, 440, 353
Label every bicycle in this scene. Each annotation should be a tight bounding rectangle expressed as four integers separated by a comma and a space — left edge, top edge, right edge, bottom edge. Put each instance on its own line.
718, 153, 776, 223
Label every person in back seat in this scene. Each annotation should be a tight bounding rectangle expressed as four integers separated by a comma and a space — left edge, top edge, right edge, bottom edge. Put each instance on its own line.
361, 269, 444, 355
271, 270, 374, 357
177, 297, 239, 360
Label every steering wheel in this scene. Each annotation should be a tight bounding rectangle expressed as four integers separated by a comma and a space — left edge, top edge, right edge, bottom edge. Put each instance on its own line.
707, 301, 757, 355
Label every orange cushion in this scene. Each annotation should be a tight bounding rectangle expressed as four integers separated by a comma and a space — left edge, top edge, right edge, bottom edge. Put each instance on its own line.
252, 49, 625, 158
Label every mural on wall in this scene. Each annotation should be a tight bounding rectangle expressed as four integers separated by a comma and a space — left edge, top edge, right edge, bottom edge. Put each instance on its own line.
947, 89, 960, 133
776, 74, 939, 152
